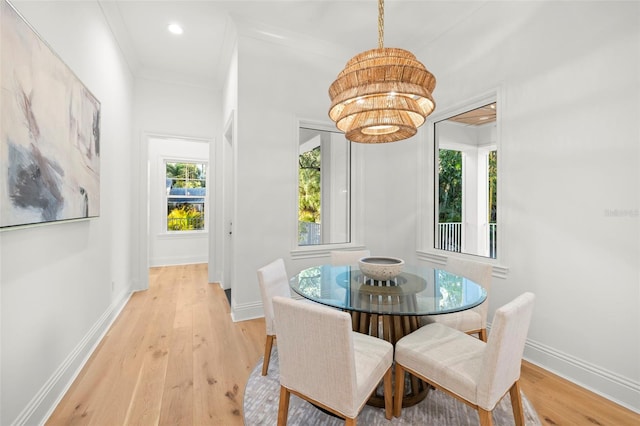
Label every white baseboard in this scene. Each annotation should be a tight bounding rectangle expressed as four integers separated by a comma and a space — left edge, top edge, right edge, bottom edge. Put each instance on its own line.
230, 300, 264, 323
524, 337, 640, 414
11, 287, 133, 426
149, 255, 207, 267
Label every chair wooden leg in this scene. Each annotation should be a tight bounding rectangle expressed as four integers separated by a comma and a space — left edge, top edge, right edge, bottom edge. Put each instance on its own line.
479, 328, 488, 342
277, 385, 290, 426
393, 363, 405, 417
345, 418, 356, 426
383, 368, 393, 420
262, 335, 275, 376
478, 408, 493, 426
509, 380, 525, 426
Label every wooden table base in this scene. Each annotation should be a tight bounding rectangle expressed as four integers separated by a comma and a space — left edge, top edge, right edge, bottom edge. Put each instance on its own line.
350, 311, 429, 408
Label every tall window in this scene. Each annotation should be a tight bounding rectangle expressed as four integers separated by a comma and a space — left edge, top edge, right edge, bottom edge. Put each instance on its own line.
298, 126, 351, 246
165, 161, 207, 232
434, 102, 498, 258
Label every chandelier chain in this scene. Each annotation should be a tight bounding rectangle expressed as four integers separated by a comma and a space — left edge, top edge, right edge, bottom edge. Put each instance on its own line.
378, 0, 384, 48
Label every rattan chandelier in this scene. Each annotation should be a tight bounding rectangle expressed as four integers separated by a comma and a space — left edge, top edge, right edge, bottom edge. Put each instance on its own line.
328, 0, 436, 143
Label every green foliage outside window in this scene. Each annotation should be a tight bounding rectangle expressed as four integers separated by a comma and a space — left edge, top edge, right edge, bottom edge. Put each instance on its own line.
298, 147, 321, 223
488, 150, 497, 223
166, 161, 206, 232
167, 206, 203, 231
166, 162, 206, 189
438, 149, 462, 222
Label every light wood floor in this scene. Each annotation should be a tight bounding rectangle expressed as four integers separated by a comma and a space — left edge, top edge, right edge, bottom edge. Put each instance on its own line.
47, 264, 639, 425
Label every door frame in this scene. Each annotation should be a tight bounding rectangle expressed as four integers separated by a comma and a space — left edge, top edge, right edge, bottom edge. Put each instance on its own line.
136, 132, 212, 291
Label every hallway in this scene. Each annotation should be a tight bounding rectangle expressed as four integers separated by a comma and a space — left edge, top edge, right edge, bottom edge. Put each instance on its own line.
46, 264, 264, 425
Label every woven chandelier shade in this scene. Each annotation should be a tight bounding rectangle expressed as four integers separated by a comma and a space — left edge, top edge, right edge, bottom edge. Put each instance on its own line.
328, 0, 436, 143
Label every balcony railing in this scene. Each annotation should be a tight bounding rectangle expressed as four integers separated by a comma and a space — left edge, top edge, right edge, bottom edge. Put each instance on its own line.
167, 216, 205, 231
489, 223, 497, 258
437, 222, 497, 258
437, 222, 463, 253
299, 221, 321, 245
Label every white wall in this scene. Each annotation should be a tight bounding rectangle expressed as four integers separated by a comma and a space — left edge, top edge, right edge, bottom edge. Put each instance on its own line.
147, 137, 209, 267
132, 78, 220, 289
415, 1, 639, 411
228, 0, 639, 413
230, 28, 367, 321
0, 1, 134, 424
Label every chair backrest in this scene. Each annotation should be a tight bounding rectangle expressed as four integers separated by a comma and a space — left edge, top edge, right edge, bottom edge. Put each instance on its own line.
476, 292, 535, 409
446, 257, 493, 326
273, 296, 358, 416
330, 249, 371, 266
257, 258, 291, 335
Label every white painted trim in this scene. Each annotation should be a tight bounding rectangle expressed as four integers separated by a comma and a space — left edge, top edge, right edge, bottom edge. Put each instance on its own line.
416, 250, 448, 266
13, 287, 133, 426
230, 300, 264, 323
523, 338, 640, 414
416, 250, 509, 279
421, 91, 498, 245
291, 118, 365, 253
290, 245, 369, 261
161, 155, 210, 233
154, 231, 208, 240
137, 131, 213, 292
149, 256, 209, 268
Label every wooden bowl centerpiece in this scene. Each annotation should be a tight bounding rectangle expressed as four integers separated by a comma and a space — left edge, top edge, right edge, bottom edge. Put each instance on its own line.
358, 256, 405, 281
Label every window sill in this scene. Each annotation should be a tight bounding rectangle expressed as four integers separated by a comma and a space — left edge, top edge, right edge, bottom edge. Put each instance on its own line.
157, 231, 208, 239
416, 249, 509, 279
290, 244, 368, 260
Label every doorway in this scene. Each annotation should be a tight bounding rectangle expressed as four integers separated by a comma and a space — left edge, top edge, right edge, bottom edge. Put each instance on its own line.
142, 135, 211, 283
221, 114, 235, 304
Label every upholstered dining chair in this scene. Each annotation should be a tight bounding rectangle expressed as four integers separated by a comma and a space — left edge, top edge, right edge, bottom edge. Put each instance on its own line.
330, 249, 371, 266
421, 257, 493, 341
394, 292, 535, 425
272, 296, 394, 425
256, 258, 292, 376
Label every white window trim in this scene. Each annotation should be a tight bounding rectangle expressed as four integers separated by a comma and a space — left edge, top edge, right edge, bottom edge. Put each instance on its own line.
290, 118, 365, 259
416, 88, 509, 278
162, 157, 209, 235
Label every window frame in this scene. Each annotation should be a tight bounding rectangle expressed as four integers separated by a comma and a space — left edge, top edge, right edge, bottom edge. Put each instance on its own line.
291, 119, 365, 258
163, 158, 209, 234
417, 90, 504, 267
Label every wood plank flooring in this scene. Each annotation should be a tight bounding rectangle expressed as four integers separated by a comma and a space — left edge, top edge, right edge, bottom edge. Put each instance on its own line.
46, 264, 639, 425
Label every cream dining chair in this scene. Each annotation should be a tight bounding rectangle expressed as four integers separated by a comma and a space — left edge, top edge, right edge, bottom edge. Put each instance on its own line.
330, 249, 371, 266
256, 258, 292, 376
272, 296, 394, 425
394, 292, 535, 425
421, 257, 493, 341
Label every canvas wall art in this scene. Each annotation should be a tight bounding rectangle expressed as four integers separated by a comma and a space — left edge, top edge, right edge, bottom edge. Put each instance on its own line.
0, 0, 100, 228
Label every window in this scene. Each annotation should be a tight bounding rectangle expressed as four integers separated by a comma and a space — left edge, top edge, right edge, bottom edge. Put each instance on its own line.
165, 161, 207, 232
298, 125, 351, 246
434, 101, 498, 258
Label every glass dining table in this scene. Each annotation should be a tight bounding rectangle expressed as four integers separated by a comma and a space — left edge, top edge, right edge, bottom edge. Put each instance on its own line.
289, 263, 487, 407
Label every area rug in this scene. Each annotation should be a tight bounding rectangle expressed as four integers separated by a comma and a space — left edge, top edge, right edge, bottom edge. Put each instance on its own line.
244, 348, 541, 425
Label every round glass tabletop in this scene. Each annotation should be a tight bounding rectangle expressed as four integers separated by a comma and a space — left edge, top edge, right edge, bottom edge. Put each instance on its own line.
290, 263, 486, 316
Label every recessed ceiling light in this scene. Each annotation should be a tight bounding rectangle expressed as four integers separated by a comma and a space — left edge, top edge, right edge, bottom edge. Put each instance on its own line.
168, 23, 183, 35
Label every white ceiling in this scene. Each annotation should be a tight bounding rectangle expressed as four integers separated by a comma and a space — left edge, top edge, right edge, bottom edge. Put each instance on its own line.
99, 0, 488, 89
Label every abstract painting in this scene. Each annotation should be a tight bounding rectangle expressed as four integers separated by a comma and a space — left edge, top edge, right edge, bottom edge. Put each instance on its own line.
1, 0, 100, 228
